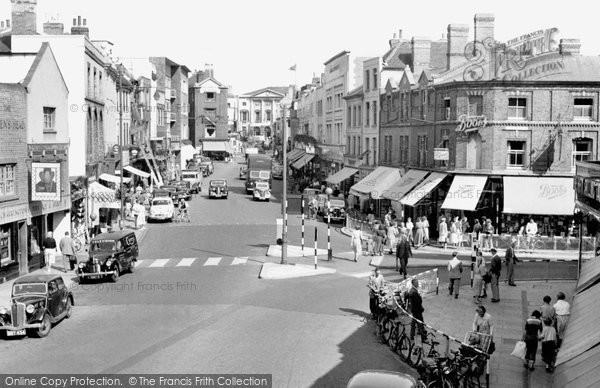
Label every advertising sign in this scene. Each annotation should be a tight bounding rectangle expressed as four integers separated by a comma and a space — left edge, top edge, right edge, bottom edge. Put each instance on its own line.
31, 162, 61, 201
434, 148, 450, 161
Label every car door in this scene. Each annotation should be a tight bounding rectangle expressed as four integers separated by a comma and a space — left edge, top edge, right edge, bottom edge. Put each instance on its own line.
116, 238, 127, 269
47, 280, 60, 317
55, 278, 68, 316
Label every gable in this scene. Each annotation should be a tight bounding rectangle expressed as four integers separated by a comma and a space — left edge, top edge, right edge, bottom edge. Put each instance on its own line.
254, 90, 285, 98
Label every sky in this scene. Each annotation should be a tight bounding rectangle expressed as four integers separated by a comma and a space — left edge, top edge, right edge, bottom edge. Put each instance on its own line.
1, 0, 599, 95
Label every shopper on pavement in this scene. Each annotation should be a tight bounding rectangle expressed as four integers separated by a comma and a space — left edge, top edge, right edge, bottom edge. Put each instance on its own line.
540, 295, 556, 326
489, 248, 501, 302
448, 251, 463, 299
472, 305, 494, 336
350, 226, 363, 262
423, 217, 430, 245
523, 310, 543, 371
526, 218, 539, 253
484, 219, 495, 251
387, 221, 399, 254
472, 219, 482, 246
42, 231, 58, 271
449, 216, 460, 248
384, 209, 393, 227
438, 217, 448, 250
460, 217, 470, 247
414, 217, 425, 247
405, 217, 414, 246
505, 238, 518, 286
554, 292, 571, 349
59, 231, 77, 273
473, 250, 487, 304
405, 278, 427, 343
367, 268, 385, 319
396, 232, 412, 279
539, 317, 557, 373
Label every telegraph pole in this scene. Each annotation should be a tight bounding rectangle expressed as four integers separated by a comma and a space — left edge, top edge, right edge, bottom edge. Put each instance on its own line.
281, 104, 288, 264
118, 65, 125, 230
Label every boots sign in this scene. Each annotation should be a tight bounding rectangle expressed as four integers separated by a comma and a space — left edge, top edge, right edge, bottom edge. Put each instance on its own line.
455, 114, 488, 134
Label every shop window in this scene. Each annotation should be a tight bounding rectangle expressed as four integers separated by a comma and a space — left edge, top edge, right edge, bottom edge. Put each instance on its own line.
574, 98, 593, 120
507, 141, 526, 168
572, 138, 593, 167
0, 227, 12, 264
0, 164, 16, 198
508, 97, 527, 120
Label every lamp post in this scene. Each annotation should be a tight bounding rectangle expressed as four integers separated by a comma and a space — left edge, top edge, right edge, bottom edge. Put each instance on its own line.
118, 65, 125, 230
281, 103, 288, 264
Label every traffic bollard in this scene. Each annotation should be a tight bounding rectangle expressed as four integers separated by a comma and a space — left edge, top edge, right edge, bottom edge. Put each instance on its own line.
314, 227, 318, 270
301, 195, 305, 251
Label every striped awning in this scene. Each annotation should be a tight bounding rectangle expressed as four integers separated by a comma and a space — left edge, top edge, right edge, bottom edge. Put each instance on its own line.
287, 149, 305, 162
124, 165, 151, 178
291, 153, 315, 170
99, 173, 131, 184
326, 167, 359, 185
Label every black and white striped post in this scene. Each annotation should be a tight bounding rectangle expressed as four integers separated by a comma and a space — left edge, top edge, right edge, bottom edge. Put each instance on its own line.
301, 195, 305, 251
325, 188, 333, 261
314, 227, 318, 270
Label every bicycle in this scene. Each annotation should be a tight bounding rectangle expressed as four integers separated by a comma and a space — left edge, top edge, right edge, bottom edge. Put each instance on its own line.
375, 292, 396, 344
424, 350, 485, 388
387, 310, 414, 362
410, 330, 442, 368
174, 208, 190, 223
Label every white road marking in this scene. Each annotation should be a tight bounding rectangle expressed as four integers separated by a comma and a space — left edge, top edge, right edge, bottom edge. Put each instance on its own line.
204, 257, 222, 266
345, 271, 374, 278
231, 257, 248, 265
149, 259, 169, 267
176, 258, 196, 267
136, 260, 145, 267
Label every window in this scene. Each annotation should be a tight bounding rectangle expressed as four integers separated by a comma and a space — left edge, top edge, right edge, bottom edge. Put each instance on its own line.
93, 67, 97, 99
399, 135, 409, 164
365, 102, 370, 126
43, 107, 56, 132
365, 138, 370, 165
242, 101, 247, 106
372, 137, 377, 165
352, 136, 356, 155
266, 110, 272, 121
373, 69, 377, 89
574, 98, 593, 120
373, 101, 377, 126
508, 97, 527, 119
572, 138, 593, 167
206, 92, 215, 101
444, 98, 451, 120
255, 111, 261, 122
0, 164, 16, 198
365, 70, 370, 90
87, 63, 91, 97
347, 136, 351, 152
357, 106, 362, 125
326, 124, 332, 142
417, 136, 428, 167
468, 95, 483, 116
98, 72, 103, 100
507, 141, 526, 167
241, 111, 248, 122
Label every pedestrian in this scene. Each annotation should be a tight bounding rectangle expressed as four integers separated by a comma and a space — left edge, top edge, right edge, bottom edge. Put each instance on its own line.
396, 231, 412, 279
553, 292, 571, 349
539, 317, 557, 373
398, 221, 407, 236
42, 231, 58, 271
350, 226, 364, 262
484, 219, 495, 251
505, 238, 518, 286
414, 217, 425, 247
405, 217, 414, 246
405, 278, 427, 344
59, 231, 77, 273
387, 221, 399, 254
367, 268, 385, 319
489, 248, 501, 302
135, 200, 146, 229
523, 310, 543, 371
473, 250, 487, 304
438, 217, 448, 249
423, 217, 430, 245
540, 295, 556, 326
375, 224, 387, 255
472, 305, 494, 336
526, 218, 539, 253
448, 251, 463, 299
449, 216, 460, 248
472, 219, 482, 247
460, 216, 470, 247
384, 209, 393, 227
309, 197, 318, 220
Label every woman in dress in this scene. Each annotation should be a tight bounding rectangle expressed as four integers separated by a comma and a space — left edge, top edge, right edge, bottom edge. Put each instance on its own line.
350, 226, 363, 262
423, 217, 430, 245
414, 217, 425, 247
438, 217, 448, 250
449, 216, 459, 247
405, 217, 414, 246
473, 250, 487, 304
387, 221, 399, 254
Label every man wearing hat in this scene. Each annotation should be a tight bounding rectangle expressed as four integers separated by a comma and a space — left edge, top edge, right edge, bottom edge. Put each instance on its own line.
505, 239, 519, 286
35, 167, 57, 193
489, 248, 502, 302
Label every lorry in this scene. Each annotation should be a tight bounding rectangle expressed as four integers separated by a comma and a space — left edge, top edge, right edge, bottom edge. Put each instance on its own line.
245, 154, 272, 193
245, 147, 259, 161
181, 170, 202, 193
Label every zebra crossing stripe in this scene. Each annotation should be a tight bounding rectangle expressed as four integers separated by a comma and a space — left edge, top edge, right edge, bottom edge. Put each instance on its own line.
231, 257, 248, 265
136, 260, 145, 267
204, 257, 222, 266
149, 259, 169, 267
176, 258, 196, 267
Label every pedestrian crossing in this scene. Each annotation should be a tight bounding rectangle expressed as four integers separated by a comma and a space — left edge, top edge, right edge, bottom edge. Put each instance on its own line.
134, 256, 256, 269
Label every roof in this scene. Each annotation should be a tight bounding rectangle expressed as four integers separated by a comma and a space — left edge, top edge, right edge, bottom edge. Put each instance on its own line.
382, 41, 411, 69
14, 274, 63, 284
192, 76, 224, 88
324, 50, 350, 66
344, 85, 364, 99
242, 86, 288, 98
553, 342, 600, 388
92, 230, 136, 241
576, 258, 600, 293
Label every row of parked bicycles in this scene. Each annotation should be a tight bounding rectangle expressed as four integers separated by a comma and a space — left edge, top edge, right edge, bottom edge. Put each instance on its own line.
372, 289, 490, 388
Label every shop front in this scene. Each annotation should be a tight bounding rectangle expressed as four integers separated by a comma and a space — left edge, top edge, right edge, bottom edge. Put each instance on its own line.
349, 166, 403, 218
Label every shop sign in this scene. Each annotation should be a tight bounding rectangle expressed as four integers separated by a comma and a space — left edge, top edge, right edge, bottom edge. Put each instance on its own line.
434, 148, 449, 161
0, 196, 71, 225
539, 183, 568, 200
455, 115, 487, 134
506, 28, 560, 57
31, 162, 61, 202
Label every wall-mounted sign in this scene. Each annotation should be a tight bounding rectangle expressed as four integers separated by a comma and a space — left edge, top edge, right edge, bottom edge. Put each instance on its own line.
506, 28, 560, 57
456, 115, 488, 134
31, 162, 61, 201
434, 148, 449, 161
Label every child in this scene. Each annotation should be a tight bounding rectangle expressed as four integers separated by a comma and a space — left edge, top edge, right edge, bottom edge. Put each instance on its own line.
539, 317, 557, 373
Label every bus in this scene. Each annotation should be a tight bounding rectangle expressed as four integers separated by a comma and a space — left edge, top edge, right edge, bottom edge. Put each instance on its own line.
246, 154, 272, 193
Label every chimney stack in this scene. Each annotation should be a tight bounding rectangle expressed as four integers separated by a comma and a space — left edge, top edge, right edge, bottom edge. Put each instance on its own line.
389, 32, 400, 48
11, 0, 37, 35
205, 64, 214, 79
411, 37, 432, 77
474, 13, 495, 43
71, 15, 89, 38
447, 24, 469, 70
559, 39, 581, 55
43, 21, 64, 35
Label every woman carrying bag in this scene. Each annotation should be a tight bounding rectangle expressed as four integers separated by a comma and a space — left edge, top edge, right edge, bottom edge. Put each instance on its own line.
522, 310, 543, 371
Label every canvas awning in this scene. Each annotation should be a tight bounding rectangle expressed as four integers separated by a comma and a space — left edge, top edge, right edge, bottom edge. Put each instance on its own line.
202, 141, 228, 152
99, 173, 131, 184
287, 149, 305, 162
87, 182, 121, 209
326, 167, 359, 185
441, 175, 488, 211
349, 167, 402, 200
123, 165, 151, 179
503, 176, 575, 215
553, 338, 600, 388
400, 173, 447, 206
576, 258, 600, 294
291, 153, 315, 170
382, 169, 429, 201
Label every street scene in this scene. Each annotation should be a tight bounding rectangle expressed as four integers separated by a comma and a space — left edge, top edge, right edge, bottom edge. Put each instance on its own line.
1, 1, 600, 388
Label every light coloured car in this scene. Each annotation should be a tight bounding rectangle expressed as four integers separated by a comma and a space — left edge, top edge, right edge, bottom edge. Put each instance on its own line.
346, 370, 423, 388
253, 181, 271, 201
148, 197, 174, 221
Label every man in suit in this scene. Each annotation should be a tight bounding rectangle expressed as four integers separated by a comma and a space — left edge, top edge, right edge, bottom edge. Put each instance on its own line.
396, 231, 412, 279
490, 248, 502, 302
405, 278, 426, 343
59, 231, 77, 272
505, 239, 518, 286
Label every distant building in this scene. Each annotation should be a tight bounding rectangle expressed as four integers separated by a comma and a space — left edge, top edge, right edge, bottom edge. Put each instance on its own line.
239, 86, 289, 139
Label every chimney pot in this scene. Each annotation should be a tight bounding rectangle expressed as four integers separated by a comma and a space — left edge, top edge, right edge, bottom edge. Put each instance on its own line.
398, 29, 403, 39
447, 24, 470, 70
474, 13, 495, 43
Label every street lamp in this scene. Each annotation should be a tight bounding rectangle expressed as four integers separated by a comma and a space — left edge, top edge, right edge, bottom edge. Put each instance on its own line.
281, 103, 288, 265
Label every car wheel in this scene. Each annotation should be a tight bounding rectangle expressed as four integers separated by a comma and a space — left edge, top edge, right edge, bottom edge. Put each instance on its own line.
35, 313, 52, 338
110, 265, 120, 282
65, 298, 73, 319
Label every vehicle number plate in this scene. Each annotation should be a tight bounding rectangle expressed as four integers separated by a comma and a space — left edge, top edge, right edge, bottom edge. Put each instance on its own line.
6, 329, 26, 336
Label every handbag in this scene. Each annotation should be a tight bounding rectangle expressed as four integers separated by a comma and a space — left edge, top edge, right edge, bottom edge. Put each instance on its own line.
510, 340, 526, 360
482, 272, 492, 283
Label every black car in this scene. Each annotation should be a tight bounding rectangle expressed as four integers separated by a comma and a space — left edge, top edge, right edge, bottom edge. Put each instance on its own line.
0, 274, 74, 338
209, 180, 228, 199
78, 230, 138, 282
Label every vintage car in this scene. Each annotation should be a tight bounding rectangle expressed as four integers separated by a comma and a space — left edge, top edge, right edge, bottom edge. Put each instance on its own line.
239, 165, 248, 180
0, 274, 74, 338
153, 186, 177, 201
320, 198, 347, 223
253, 181, 271, 201
199, 160, 214, 175
208, 180, 228, 199
168, 181, 192, 201
346, 370, 423, 388
78, 230, 138, 282
181, 170, 202, 193
148, 197, 175, 222
272, 164, 283, 180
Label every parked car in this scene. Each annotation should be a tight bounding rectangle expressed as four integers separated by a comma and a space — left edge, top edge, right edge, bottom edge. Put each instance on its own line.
253, 181, 271, 201
239, 165, 248, 180
208, 180, 228, 199
319, 197, 347, 222
0, 274, 74, 338
148, 197, 175, 222
153, 186, 176, 200
272, 164, 283, 180
346, 370, 423, 388
78, 230, 138, 283
169, 181, 192, 201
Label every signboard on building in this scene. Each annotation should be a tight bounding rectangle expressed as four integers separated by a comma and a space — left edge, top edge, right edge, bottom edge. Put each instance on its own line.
0, 196, 71, 225
434, 148, 450, 161
506, 27, 560, 57
31, 162, 61, 201
456, 115, 487, 134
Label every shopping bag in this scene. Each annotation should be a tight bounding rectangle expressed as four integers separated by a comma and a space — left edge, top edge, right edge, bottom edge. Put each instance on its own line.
510, 340, 526, 360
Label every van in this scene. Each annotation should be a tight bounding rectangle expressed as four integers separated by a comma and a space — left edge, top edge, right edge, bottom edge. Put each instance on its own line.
78, 230, 139, 282
181, 170, 202, 193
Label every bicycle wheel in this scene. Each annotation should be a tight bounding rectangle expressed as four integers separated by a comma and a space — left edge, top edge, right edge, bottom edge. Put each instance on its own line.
387, 326, 399, 350
409, 344, 422, 367
398, 335, 412, 362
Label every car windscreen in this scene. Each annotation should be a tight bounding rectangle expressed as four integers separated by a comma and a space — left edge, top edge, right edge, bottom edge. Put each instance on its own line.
13, 283, 47, 296
182, 174, 196, 179
210, 181, 226, 187
90, 240, 116, 252
255, 183, 269, 190
152, 199, 171, 206
330, 200, 345, 207
259, 171, 271, 179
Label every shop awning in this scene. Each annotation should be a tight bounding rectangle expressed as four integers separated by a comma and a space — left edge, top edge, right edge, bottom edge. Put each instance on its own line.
99, 173, 131, 184
503, 176, 575, 215
123, 165, 151, 179
87, 182, 121, 209
287, 149, 305, 162
554, 341, 600, 388
382, 169, 429, 201
326, 167, 359, 185
350, 166, 402, 200
291, 153, 315, 170
576, 257, 600, 294
400, 172, 448, 206
202, 141, 228, 152
441, 175, 488, 211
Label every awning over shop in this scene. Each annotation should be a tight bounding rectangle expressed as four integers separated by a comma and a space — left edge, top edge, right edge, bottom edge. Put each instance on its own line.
576, 258, 600, 294
287, 149, 305, 162
400, 172, 447, 206
291, 153, 315, 170
201, 141, 229, 152
503, 176, 575, 215
553, 341, 600, 388
99, 173, 131, 185
326, 167, 359, 185
382, 169, 429, 201
441, 175, 488, 211
124, 165, 151, 179
350, 166, 402, 200
87, 182, 120, 209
